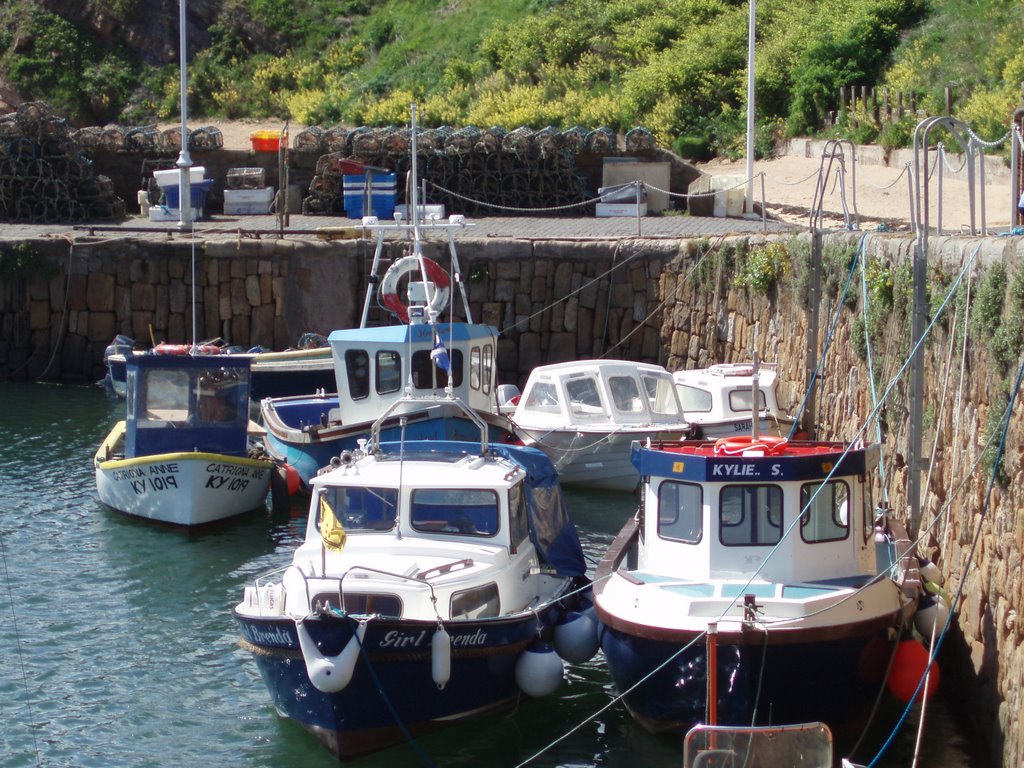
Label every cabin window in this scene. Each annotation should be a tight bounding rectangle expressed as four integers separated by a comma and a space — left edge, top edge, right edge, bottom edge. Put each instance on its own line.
482, 345, 493, 395
319, 486, 398, 533
657, 480, 702, 543
140, 368, 190, 424
451, 583, 500, 619
345, 350, 370, 400
196, 367, 242, 423
508, 482, 530, 550
410, 488, 499, 536
728, 388, 767, 414
565, 376, 607, 419
311, 591, 402, 617
609, 376, 644, 414
800, 480, 850, 543
411, 349, 463, 389
524, 381, 560, 412
470, 346, 481, 390
719, 485, 783, 546
641, 373, 682, 417
676, 384, 713, 413
376, 350, 402, 394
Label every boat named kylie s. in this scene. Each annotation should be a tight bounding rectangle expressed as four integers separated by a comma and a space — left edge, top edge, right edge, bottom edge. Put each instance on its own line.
594, 429, 923, 736
234, 397, 596, 759
94, 354, 273, 526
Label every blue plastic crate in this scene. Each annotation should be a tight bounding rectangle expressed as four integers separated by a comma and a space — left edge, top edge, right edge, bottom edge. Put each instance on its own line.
163, 179, 216, 216
342, 173, 396, 219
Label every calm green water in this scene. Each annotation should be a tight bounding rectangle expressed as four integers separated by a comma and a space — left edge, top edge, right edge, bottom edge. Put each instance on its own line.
0, 383, 975, 767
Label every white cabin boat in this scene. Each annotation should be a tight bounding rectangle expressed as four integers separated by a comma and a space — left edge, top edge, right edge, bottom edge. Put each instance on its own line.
510, 360, 692, 491
234, 398, 595, 759
672, 362, 803, 439
594, 434, 924, 737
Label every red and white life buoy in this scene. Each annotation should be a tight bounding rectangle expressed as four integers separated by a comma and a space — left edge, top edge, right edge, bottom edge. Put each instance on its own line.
713, 434, 789, 455
380, 255, 450, 322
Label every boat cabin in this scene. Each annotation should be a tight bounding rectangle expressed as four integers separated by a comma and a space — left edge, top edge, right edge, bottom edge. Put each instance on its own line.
633, 440, 882, 585
328, 322, 499, 423
672, 363, 798, 438
124, 354, 254, 458
513, 360, 685, 429
284, 441, 584, 621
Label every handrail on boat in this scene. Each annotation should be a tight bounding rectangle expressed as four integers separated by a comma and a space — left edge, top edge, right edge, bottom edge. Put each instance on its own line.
368, 393, 490, 454
593, 513, 640, 595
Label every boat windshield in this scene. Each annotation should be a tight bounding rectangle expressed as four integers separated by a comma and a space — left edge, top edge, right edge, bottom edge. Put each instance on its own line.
676, 384, 713, 413
410, 488, 499, 536
319, 485, 398, 531
641, 373, 682, 417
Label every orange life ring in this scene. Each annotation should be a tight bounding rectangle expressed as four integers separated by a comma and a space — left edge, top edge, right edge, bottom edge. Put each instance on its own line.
380, 255, 451, 322
713, 434, 789, 455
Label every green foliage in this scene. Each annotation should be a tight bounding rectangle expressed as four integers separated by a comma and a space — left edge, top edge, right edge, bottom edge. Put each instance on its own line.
735, 241, 789, 294
0, 0, 1016, 143
1, 8, 136, 122
852, 316, 869, 359
864, 256, 894, 310
972, 262, 1006, 342
981, 383, 1012, 487
877, 116, 916, 151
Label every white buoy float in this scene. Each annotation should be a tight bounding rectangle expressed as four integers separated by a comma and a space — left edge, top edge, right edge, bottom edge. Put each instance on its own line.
914, 591, 952, 638
296, 618, 368, 693
432, 625, 451, 689
514, 639, 564, 697
553, 608, 599, 664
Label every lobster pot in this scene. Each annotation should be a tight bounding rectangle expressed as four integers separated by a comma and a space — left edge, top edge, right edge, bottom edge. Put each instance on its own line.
342, 173, 396, 219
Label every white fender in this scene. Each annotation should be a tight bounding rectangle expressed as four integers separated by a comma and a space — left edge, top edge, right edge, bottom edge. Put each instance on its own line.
515, 639, 564, 697
432, 626, 451, 689
553, 609, 599, 664
296, 618, 368, 693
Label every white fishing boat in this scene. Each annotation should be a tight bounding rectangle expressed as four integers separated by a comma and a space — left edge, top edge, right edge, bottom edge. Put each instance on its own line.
593, 430, 924, 736
509, 359, 692, 491
672, 361, 803, 439
94, 354, 273, 526
234, 397, 597, 759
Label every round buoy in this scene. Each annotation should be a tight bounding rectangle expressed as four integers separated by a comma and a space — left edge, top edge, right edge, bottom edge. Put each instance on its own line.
914, 593, 952, 639
918, 558, 943, 586
886, 639, 940, 703
515, 639, 564, 697
553, 609, 600, 664
283, 463, 301, 495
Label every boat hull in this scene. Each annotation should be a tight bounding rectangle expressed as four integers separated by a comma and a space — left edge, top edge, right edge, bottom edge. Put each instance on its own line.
235, 605, 562, 759
516, 427, 689, 492
261, 395, 515, 491
598, 618, 896, 734
95, 451, 272, 526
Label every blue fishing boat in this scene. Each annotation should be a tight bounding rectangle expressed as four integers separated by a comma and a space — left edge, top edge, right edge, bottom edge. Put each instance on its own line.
234, 398, 597, 759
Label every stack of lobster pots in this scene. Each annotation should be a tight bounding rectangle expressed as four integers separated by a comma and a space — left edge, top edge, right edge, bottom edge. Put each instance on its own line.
299, 124, 657, 217
0, 102, 127, 223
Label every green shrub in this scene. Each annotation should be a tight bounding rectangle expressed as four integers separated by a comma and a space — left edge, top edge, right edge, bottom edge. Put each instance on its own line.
735, 241, 789, 294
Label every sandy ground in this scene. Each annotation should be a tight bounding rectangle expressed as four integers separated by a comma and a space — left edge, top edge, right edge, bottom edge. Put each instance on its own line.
182, 120, 1016, 231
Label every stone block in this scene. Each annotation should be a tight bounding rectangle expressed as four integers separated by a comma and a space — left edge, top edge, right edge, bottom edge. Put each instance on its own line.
88, 311, 115, 342
67, 273, 88, 311
29, 300, 49, 331
86, 271, 115, 312
245, 275, 261, 307
131, 283, 155, 312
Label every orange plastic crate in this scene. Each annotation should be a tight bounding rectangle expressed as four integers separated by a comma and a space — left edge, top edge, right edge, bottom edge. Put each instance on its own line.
250, 130, 283, 152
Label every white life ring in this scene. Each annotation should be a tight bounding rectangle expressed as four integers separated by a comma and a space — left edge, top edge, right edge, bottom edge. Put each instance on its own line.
380, 255, 451, 322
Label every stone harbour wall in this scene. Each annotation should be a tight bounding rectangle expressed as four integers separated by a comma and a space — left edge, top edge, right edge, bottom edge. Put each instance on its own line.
1, 229, 1023, 765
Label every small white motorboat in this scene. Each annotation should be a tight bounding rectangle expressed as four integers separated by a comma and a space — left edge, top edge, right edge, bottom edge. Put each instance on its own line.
672, 360, 803, 439
94, 353, 273, 526
509, 359, 692, 491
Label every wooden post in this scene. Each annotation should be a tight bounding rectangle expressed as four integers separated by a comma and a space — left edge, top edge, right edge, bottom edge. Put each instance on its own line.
945, 86, 953, 116
860, 85, 868, 117
898, 91, 904, 119
840, 86, 847, 119
872, 87, 880, 124
884, 87, 892, 123
910, 92, 917, 114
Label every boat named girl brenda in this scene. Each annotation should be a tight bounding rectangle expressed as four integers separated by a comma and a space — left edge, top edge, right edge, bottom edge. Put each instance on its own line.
94, 354, 273, 526
234, 398, 597, 760
594, 432, 922, 736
